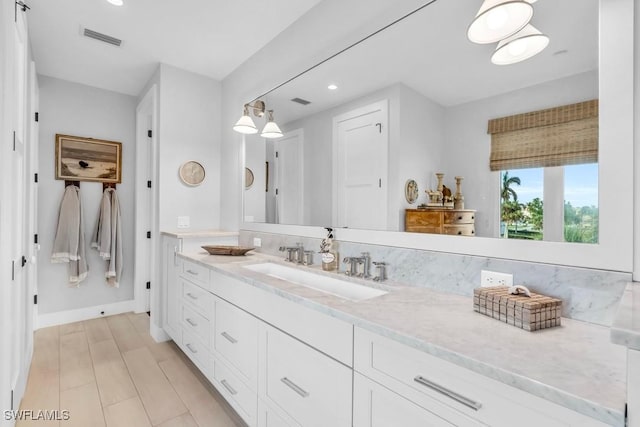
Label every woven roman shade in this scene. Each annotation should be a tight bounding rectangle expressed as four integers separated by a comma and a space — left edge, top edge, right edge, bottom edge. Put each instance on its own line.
488, 99, 598, 171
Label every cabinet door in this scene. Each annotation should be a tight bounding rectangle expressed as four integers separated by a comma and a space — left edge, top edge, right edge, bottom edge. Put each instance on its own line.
163, 237, 181, 341
353, 373, 455, 427
257, 398, 299, 427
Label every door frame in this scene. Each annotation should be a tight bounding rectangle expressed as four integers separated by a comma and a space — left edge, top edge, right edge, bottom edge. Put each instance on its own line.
134, 85, 158, 314
331, 99, 389, 228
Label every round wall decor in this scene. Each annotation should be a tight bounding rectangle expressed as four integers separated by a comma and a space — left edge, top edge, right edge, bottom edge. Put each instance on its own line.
179, 161, 205, 186
405, 179, 419, 204
245, 168, 255, 189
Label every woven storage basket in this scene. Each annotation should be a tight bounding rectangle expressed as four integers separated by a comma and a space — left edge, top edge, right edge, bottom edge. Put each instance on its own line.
473, 286, 562, 331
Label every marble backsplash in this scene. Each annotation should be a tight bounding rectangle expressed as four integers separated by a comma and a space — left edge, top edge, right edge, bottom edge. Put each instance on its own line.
239, 230, 631, 327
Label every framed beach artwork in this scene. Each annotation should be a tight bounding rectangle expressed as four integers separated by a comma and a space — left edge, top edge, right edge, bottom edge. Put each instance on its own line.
55, 134, 122, 183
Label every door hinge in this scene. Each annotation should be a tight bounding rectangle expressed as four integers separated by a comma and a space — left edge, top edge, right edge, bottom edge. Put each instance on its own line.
146, 281, 151, 290
35, 112, 39, 122
13, 131, 16, 151
146, 231, 151, 239
10, 389, 13, 411
147, 130, 152, 138
625, 403, 628, 422
33, 294, 38, 305
275, 188, 279, 195
275, 151, 279, 158
21, 255, 27, 267
34, 234, 38, 244
379, 178, 382, 188
147, 180, 152, 188
34, 172, 38, 183
11, 260, 15, 280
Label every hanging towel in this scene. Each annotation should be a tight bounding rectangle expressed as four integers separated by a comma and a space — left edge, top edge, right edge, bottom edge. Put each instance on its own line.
51, 185, 88, 286
91, 188, 123, 287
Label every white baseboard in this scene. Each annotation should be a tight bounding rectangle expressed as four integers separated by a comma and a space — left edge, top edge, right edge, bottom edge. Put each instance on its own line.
36, 299, 136, 329
150, 321, 171, 343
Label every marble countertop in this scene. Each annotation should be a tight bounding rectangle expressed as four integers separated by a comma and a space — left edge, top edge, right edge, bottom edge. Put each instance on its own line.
180, 251, 626, 426
160, 229, 239, 239
611, 283, 640, 351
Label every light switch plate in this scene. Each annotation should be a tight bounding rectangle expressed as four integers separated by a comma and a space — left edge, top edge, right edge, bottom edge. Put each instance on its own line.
253, 237, 262, 247
177, 216, 190, 229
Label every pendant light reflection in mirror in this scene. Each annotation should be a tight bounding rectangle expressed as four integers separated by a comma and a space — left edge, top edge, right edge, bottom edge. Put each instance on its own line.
467, 0, 549, 65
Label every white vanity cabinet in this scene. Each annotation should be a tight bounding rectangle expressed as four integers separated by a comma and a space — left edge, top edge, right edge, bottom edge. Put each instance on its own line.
260, 324, 353, 427
353, 327, 610, 427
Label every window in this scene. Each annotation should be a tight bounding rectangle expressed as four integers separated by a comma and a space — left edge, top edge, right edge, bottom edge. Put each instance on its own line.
500, 164, 598, 243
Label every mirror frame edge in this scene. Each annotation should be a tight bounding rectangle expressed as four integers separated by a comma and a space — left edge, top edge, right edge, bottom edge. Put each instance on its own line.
240, 0, 634, 273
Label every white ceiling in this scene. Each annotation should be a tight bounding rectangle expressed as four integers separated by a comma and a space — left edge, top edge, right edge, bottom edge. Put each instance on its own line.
264, 0, 599, 124
27, 0, 323, 96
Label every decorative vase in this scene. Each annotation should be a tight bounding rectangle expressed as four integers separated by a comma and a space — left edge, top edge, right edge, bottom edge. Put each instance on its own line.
435, 173, 444, 193
454, 176, 464, 209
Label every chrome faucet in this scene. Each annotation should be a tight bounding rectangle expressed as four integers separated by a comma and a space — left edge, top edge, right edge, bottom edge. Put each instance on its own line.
373, 261, 387, 282
278, 246, 298, 262
359, 252, 372, 279
295, 242, 305, 264
343, 257, 360, 276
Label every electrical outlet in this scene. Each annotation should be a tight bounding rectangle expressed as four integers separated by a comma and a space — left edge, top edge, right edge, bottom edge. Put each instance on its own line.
480, 270, 513, 287
253, 237, 262, 247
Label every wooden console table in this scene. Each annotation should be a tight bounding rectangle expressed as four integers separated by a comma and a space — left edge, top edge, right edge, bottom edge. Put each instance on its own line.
405, 208, 476, 236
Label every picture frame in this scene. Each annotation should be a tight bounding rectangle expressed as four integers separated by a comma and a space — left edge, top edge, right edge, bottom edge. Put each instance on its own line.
55, 134, 122, 183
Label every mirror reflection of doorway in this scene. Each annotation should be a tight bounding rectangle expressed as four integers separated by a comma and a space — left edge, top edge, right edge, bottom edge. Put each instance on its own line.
267, 129, 304, 225
333, 101, 388, 230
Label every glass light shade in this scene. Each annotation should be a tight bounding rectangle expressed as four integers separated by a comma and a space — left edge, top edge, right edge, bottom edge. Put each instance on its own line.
467, 0, 533, 44
107, 0, 123, 5
260, 120, 283, 139
491, 24, 549, 65
233, 114, 258, 134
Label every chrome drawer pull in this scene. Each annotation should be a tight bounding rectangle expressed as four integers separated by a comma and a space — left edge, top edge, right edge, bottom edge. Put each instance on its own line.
186, 269, 199, 275
281, 377, 309, 398
414, 376, 481, 411
221, 379, 238, 396
186, 318, 197, 327
186, 292, 198, 300
185, 343, 198, 354
221, 332, 238, 344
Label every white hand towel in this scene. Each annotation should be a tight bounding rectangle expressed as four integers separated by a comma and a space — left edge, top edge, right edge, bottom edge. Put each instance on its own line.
51, 185, 88, 286
92, 188, 123, 287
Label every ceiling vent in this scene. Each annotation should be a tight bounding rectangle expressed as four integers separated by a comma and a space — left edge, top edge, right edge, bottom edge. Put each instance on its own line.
291, 97, 311, 106
83, 28, 122, 47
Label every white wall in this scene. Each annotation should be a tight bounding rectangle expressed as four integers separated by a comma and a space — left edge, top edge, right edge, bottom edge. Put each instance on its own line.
37, 76, 136, 314
443, 70, 598, 237
157, 64, 222, 231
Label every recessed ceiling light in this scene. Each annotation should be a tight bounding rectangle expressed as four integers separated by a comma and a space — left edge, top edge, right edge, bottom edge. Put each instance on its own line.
328, 84, 338, 90
107, 0, 123, 6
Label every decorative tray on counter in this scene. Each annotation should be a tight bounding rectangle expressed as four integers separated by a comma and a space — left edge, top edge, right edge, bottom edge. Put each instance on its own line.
201, 245, 255, 256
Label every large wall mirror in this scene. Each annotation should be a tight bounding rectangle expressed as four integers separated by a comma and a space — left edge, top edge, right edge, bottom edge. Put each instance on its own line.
241, 0, 634, 272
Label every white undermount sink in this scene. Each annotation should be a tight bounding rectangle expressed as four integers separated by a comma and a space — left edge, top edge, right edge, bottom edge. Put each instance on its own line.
243, 262, 387, 302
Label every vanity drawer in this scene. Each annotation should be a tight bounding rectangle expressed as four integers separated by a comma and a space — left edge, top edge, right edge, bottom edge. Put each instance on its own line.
214, 360, 257, 426
181, 329, 211, 376
181, 259, 210, 288
182, 279, 213, 317
214, 297, 259, 387
182, 303, 210, 348
263, 325, 352, 427
443, 211, 475, 224
442, 224, 475, 236
405, 210, 441, 228
354, 328, 608, 427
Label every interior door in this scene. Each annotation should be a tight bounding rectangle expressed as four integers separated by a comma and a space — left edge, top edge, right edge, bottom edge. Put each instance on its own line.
274, 129, 303, 225
334, 101, 388, 230
10, 5, 29, 410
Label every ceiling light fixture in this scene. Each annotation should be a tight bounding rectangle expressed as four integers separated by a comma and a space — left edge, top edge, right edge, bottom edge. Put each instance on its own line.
107, 0, 124, 6
491, 24, 549, 65
260, 110, 283, 139
467, 0, 533, 44
328, 84, 338, 90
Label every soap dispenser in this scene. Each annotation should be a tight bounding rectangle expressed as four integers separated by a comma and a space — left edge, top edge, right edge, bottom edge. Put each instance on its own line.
320, 227, 339, 271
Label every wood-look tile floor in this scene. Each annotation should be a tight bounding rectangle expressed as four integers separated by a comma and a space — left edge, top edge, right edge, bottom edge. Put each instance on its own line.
18, 313, 246, 427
